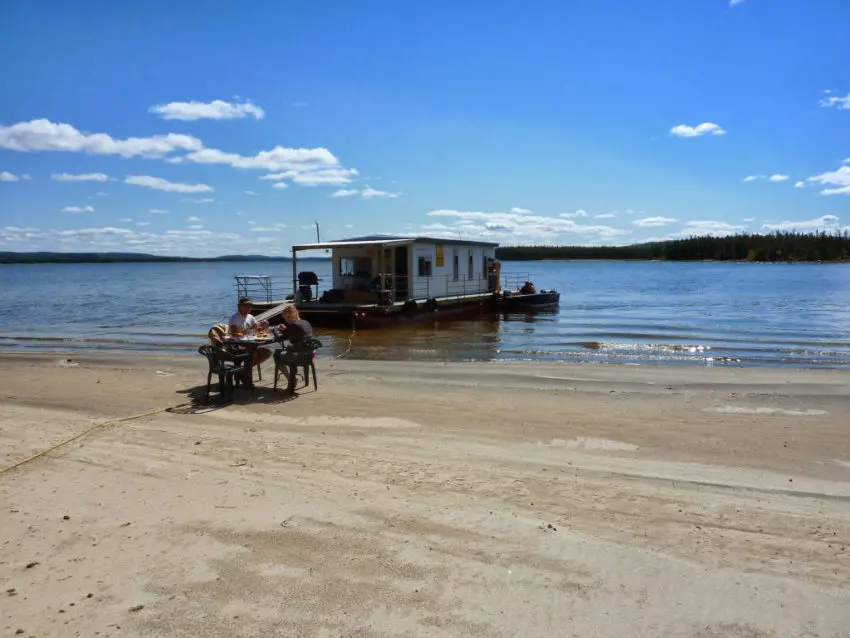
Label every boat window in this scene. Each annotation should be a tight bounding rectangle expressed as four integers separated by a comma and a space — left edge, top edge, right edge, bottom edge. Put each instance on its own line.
339, 256, 371, 277
417, 256, 432, 277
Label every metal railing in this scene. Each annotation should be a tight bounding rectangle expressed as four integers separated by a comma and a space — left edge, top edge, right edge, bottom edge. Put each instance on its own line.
234, 271, 532, 305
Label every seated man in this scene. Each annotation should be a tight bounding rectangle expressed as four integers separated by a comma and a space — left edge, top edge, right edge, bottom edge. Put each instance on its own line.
519, 280, 537, 295
274, 305, 314, 393
228, 297, 272, 366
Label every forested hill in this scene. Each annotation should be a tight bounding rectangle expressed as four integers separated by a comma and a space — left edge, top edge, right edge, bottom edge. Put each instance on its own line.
0, 252, 330, 264
496, 231, 850, 262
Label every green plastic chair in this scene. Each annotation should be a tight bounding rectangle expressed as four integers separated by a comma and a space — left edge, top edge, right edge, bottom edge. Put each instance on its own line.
273, 337, 323, 393
198, 345, 252, 403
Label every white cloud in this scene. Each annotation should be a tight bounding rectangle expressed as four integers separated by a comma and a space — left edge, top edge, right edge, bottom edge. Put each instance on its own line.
743, 175, 762, 182
633, 216, 678, 227
187, 216, 203, 222
244, 190, 257, 195
768, 174, 789, 182
509, 207, 533, 214
328, 186, 400, 199
275, 223, 287, 228
794, 181, 805, 188
256, 237, 278, 244
730, 0, 745, 5
0, 225, 251, 257
182, 197, 214, 204
0, 171, 20, 182
125, 175, 213, 193
188, 225, 204, 230
595, 213, 617, 219
819, 94, 850, 110
742, 217, 756, 222
136, 222, 150, 227
272, 182, 288, 189
184, 146, 339, 172
119, 218, 132, 223
96, 191, 108, 196
248, 221, 256, 225
560, 210, 588, 218
148, 209, 170, 214
762, 215, 842, 231
0, 119, 202, 158
799, 163, 850, 196
426, 209, 626, 243
51, 172, 110, 182
251, 226, 284, 232
262, 167, 358, 186
362, 186, 399, 199
148, 99, 265, 121
62, 205, 95, 213
677, 220, 746, 236
669, 122, 726, 138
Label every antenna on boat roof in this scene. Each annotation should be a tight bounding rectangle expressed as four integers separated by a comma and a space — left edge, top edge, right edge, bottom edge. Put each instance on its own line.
316, 221, 329, 253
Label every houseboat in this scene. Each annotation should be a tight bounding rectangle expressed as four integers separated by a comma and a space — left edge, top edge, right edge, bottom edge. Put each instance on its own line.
239, 235, 558, 328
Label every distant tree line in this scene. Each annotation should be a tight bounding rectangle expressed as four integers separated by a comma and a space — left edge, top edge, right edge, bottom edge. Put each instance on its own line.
496, 231, 850, 262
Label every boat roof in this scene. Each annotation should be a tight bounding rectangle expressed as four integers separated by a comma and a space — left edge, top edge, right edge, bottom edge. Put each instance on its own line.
292, 234, 499, 251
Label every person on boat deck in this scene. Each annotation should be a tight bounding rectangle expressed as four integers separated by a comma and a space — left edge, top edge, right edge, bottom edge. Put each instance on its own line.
275, 305, 314, 392
520, 281, 537, 294
228, 297, 272, 366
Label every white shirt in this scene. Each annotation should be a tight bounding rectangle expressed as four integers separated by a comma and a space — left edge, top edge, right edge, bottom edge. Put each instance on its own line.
228, 312, 257, 332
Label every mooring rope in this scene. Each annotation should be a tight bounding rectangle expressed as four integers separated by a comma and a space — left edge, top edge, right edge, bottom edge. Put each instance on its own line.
0, 406, 170, 475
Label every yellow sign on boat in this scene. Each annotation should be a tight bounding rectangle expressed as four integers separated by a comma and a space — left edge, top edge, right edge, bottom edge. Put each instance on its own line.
435, 244, 445, 267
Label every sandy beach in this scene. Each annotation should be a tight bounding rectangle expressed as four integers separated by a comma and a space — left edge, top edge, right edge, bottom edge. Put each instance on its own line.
1, 352, 848, 637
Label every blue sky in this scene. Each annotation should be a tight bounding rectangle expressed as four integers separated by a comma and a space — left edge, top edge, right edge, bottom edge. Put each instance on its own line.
1, 0, 849, 256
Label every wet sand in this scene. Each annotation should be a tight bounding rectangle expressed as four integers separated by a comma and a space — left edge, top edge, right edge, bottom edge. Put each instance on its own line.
1, 352, 849, 637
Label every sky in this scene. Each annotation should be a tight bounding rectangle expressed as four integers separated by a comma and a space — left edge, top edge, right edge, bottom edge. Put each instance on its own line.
1, 0, 849, 256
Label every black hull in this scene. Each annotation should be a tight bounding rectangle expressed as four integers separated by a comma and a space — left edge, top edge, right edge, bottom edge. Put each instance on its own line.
498, 291, 560, 310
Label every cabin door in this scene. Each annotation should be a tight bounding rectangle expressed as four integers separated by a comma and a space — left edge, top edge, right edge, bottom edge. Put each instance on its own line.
394, 245, 409, 300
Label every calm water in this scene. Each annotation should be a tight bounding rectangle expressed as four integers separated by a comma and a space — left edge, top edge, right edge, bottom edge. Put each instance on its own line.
1, 260, 849, 368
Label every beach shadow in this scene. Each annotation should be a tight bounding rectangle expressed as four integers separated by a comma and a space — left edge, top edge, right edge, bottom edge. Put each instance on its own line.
170, 380, 316, 413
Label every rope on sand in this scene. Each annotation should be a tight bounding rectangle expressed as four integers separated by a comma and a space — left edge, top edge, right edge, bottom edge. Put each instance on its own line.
334, 318, 357, 359
0, 407, 169, 475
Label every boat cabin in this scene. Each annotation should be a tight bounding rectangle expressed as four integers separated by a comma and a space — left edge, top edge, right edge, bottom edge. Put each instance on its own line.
291, 235, 499, 305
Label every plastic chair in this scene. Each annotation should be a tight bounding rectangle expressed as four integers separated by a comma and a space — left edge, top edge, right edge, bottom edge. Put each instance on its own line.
273, 337, 323, 393
198, 345, 251, 403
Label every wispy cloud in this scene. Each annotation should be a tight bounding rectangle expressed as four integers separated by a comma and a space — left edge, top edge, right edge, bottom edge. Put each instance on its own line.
51, 172, 110, 182
669, 122, 726, 138
0, 171, 21, 182
633, 216, 678, 227
148, 209, 170, 214
595, 213, 617, 219
187, 216, 203, 222
181, 197, 214, 204
729, 0, 745, 6
244, 190, 257, 195
560, 210, 588, 218
509, 207, 533, 214
329, 186, 401, 199
762, 215, 842, 231
744, 174, 790, 183
62, 205, 95, 213
426, 208, 626, 243
798, 162, 850, 196
148, 99, 265, 121
126, 175, 213, 193
819, 94, 850, 110
262, 167, 358, 186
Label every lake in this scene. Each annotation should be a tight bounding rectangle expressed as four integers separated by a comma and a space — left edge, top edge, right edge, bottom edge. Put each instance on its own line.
1, 260, 849, 368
